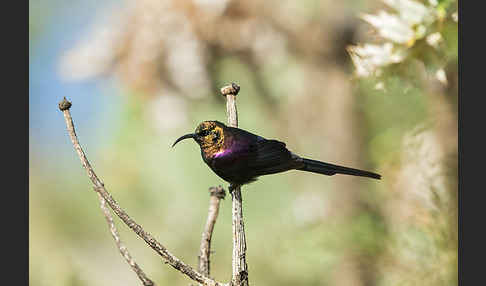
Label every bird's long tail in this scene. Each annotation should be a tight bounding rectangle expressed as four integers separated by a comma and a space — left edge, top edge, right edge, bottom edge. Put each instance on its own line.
298, 158, 381, 180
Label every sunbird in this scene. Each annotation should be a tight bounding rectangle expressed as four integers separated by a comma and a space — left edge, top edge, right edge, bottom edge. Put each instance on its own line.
173, 121, 381, 190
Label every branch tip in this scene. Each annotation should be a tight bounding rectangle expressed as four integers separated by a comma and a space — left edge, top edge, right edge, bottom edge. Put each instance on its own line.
209, 186, 226, 199
220, 83, 240, 96
58, 97, 72, 111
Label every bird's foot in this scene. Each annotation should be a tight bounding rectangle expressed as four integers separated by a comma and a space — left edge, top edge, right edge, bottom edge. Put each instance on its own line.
228, 184, 239, 195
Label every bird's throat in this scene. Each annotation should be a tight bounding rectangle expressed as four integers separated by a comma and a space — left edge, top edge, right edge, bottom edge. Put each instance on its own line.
201, 143, 226, 159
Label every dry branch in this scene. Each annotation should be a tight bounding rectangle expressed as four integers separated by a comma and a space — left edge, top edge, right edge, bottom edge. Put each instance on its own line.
198, 186, 226, 281
221, 83, 250, 286
97, 192, 155, 286
59, 97, 227, 286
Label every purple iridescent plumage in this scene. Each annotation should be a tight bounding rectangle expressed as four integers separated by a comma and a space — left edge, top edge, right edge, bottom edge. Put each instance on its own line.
174, 120, 381, 186
204, 129, 300, 185
213, 148, 231, 158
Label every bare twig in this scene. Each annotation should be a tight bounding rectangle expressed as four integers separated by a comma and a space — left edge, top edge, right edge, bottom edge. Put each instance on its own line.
97, 192, 155, 286
221, 83, 249, 286
198, 186, 226, 282
58, 97, 227, 286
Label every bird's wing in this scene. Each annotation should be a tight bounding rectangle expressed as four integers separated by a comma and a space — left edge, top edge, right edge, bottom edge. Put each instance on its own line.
244, 139, 301, 176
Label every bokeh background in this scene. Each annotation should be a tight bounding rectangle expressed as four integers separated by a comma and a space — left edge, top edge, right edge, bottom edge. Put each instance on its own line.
29, 0, 458, 285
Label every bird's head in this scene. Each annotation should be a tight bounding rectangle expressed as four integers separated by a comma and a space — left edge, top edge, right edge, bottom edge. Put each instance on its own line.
172, 120, 226, 150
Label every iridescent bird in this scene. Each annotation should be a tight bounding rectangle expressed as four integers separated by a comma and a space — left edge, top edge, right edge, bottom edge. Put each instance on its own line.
173, 121, 381, 190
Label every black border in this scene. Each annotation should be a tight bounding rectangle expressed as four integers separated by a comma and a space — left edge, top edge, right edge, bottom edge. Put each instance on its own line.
7, 0, 28, 284
459, 0, 482, 285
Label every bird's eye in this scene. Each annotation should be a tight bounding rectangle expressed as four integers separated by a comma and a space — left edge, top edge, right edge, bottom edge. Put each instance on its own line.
199, 130, 209, 136
212, 131, 219, 142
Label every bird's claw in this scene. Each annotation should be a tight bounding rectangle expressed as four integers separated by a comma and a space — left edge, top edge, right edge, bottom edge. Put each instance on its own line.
228, 184, 239, 194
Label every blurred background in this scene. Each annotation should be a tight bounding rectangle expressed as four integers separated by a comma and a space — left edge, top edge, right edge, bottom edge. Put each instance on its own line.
29, 0, 458, 285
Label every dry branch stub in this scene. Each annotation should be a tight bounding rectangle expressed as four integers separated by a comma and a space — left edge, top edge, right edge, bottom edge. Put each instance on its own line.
198, 186, 226, 283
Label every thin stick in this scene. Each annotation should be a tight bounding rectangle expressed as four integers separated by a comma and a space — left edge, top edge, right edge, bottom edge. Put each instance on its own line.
198, 186, 226, 282
97, 192, 155, 286
58, 98, 227, 286
221, 83, 249, 286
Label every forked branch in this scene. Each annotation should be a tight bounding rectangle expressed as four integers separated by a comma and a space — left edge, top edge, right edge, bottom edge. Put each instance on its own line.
97, 192, 155, 286
59, 98, 227, 286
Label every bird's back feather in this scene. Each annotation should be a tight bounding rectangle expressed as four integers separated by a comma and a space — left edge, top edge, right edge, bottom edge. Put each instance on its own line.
206, 128, 301, 185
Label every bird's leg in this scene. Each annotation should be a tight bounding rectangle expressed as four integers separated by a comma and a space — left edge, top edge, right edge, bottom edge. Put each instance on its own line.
228, 184, 239, 197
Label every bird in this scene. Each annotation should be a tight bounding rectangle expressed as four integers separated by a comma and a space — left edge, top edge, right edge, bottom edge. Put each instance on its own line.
172, 120, 381, 191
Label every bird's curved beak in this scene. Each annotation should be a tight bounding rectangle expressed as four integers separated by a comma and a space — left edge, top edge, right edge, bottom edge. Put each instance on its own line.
172, 133, 196, 147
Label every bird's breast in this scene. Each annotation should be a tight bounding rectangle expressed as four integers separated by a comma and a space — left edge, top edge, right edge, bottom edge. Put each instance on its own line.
204, 144, 244, 163
204, 147, 252, 184
203, 142, 247, 170
213, 148, 232, 158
